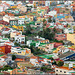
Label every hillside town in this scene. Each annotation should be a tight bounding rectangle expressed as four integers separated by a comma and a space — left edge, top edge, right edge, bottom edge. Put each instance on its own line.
0, 0, 75, 74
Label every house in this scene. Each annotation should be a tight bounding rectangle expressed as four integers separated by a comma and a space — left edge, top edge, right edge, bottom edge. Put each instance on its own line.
67, 33, 75, 44
0, 38, 10, 43
54, 33, 67, 41
3, 15, 18, 26
10, 30, 25, 45
0, 25, 4, 30
48, 11, 57, 17
10, 68, 40, 74
45, 1, 50, 6
2, 28, 11, 35
55, 66, 75, 74
5, 42, 14, 46
64, 28, 74, 34
53, 45, 70, 55
10, 68, 27, 74
0, 60, 7, 67
0, 2, 9, 12
38, 43, 54, 53
30, 56, 51, 67
27, 36, 50, 47
0, 44, 11, 54
18, 18, 25, 25
11, 47, 31, 56
17, 4, 27, 13
58, 51, 75, 60
14, 35, 25, 45
30, 56, 41, 67
0, 55, 12, 64
27, 40, 40, 47
10, 30, 22, 38
27, 69, 40, 74
54, 42, 63, 48
0, 20, 9, 26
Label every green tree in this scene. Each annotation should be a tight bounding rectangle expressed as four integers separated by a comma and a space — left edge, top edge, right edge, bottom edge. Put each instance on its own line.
38, 28, 55, 40
14, 42, 20, 46
52, 61, 56, 65
12, 55, 16, 60
57, 61, 64, 67
43, 19, 46, 23
48, 17, 52, 22
66, 23, 68, 27
25, 25, 32, 36
53, 18, 56, 23
53, 28, 57, 33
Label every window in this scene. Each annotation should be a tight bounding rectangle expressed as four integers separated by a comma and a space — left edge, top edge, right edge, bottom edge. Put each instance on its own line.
18, 52, 21, 53
21, 38, 24, 40
64, 71, 66, 73
56, 70, 58, 71
60, 70, 62, 72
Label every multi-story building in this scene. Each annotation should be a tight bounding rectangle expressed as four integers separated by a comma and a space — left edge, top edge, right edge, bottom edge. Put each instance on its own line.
55, 66, 75, 74
17, 4, 27, 13
18, 18, 25, 25
15, 35, 25, 45
10, 30, 22, 38
11, 47, 31, 56
3, 15, 18, 26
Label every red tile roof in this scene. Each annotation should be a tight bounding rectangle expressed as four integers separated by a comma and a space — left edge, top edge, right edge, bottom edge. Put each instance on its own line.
0, 20, 9, 25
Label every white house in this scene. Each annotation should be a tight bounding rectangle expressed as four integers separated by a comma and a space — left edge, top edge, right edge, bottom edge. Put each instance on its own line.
64, 28, 74, 33
30, 56, 41, 67
30, 56, 38, 64
45, 1, 50, 6
2, 28, 11, 35
48, 11, 57, 17
5, 42, 14, 46
26, 40, 40, 47
0, 55, 12, 65
18, 18, 25, 25
0, 38, 9, 43
14, 35, 25, 45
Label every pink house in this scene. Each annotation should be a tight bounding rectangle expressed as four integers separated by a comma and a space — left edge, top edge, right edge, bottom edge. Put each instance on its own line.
55, 33, 67, 41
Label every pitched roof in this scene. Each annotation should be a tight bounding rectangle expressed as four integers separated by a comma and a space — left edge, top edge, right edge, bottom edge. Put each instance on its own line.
56, 66, 73, 70
31, 56, 37, 59
58, 51, 74, 59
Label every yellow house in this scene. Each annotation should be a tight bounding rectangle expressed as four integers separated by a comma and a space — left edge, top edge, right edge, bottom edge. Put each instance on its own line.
10, 6, 17, 9
12, 25, 24, 32
27, 15, 34, 21
10, 31, 21, 38
11, 48, 31, 56
67, 33, 75, 44
19, 15, 25, 18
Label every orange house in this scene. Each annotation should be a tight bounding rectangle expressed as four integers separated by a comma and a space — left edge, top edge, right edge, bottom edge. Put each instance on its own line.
0, 46, 5, 53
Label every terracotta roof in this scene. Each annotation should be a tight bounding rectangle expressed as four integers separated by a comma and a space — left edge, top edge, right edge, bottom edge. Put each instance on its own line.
31, 56, 37, 59
0, 20, 9, 25
15, 58, 24, 61
56, 66, 73, 70
26, 50, 29, 54
1, 55, 8, 59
